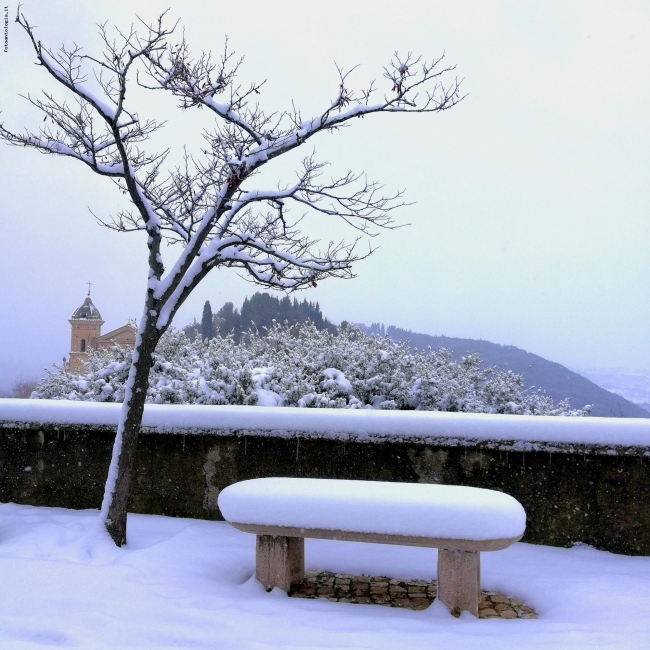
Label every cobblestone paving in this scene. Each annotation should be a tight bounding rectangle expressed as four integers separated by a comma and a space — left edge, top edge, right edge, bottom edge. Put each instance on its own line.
290, 571, 537, 619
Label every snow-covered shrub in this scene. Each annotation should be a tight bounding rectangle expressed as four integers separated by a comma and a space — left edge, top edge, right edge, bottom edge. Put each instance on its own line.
33, 322, 591, 416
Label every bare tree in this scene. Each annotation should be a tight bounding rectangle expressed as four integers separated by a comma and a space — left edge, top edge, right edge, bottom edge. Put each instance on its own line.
11, 376, 40, 399
1, 9, 464, 545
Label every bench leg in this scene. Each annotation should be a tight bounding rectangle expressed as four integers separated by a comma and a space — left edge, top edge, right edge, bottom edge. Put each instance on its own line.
437, 549, 480, 617
256, 535, 304, 593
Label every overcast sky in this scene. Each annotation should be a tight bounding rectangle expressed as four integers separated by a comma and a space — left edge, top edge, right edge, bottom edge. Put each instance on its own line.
0, 0, 648, 392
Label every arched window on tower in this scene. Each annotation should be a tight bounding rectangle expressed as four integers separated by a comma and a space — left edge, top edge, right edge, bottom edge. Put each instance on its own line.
80, 339, 86, 352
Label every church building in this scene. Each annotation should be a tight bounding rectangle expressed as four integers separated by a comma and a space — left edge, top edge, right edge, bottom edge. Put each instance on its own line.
68, 289, 136, 373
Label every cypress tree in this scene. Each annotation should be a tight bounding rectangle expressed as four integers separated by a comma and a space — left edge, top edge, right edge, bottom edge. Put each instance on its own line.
201, 301, 215, 341
279, 295, 291, 322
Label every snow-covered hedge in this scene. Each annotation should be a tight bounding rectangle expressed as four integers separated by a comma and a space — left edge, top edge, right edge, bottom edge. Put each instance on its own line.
34, 322, 590, 416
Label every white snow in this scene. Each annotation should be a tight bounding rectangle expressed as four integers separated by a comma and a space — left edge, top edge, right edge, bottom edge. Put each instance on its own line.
0, 503, 649, 649
218, 478, 526, 541
2, 399, 650, 449
322, 368, 353, 393
253, 388, 283, 407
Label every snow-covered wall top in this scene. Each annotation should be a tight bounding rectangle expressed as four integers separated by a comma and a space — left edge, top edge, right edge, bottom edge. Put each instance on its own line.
1, 399, 650, 454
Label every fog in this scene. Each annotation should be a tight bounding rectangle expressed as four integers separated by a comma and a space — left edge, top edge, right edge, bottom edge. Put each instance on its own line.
0, 0, 648, 392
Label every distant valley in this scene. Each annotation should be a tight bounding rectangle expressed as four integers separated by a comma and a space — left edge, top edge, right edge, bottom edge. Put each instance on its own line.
377, 325, 649, 419
577, 368, 650, 415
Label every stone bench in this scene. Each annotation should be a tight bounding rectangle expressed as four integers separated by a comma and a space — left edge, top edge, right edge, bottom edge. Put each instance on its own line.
218, 477, 526, 617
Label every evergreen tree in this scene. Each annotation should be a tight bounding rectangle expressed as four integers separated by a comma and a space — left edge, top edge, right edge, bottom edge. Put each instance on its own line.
205, 292, 337, 341
182, 317, 200, 342
244, 293, 279, 332
313, 302, 324, 329
215, 302, 242, 343
201, 301, 215, 341
279, 296, 292, 322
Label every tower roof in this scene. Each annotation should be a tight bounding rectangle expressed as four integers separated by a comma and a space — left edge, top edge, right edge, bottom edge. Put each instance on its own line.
71, 295, 103, 320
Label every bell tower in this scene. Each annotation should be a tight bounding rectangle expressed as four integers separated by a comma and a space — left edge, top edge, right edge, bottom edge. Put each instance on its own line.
69, 283, 104, 373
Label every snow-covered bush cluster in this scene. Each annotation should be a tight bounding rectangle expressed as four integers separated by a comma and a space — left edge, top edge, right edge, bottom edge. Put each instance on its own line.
34, 323, 590, 416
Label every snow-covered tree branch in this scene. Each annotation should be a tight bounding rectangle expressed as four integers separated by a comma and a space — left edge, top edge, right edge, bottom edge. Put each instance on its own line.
1, 8, 464, 545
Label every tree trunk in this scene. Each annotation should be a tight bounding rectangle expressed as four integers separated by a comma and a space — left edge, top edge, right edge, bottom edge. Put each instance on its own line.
101, 314, 160, 546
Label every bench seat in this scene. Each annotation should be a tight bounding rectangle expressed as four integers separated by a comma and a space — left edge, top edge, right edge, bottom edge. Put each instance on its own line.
219, 478, 526, 617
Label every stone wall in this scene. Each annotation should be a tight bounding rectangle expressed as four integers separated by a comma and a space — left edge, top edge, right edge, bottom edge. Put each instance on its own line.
1, 425, 649, 555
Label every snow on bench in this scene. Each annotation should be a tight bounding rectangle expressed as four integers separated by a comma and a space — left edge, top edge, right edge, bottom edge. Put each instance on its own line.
218, 478, 526, 617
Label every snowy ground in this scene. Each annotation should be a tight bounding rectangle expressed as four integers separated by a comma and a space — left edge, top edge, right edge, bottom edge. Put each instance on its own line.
1, 504, 649, 649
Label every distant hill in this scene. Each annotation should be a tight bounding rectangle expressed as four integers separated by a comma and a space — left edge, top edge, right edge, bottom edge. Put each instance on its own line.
384, 326, 649, 419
